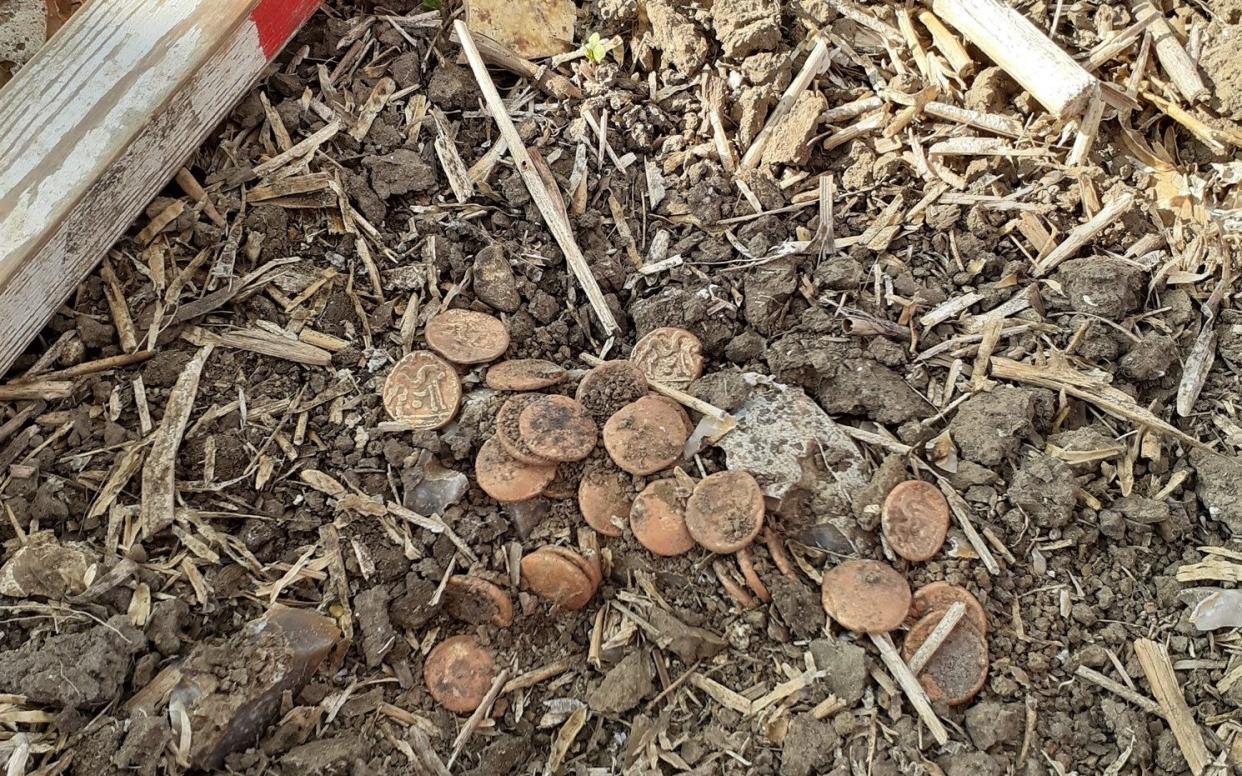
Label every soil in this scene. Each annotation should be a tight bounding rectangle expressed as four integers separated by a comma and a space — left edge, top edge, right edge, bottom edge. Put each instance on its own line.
2, 0, 1241, 774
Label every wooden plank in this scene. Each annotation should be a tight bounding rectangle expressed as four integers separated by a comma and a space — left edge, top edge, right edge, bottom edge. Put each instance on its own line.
0, 0, 322, 378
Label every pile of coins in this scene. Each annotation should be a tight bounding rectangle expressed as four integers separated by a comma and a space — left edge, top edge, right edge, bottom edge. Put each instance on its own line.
820, 479, 989, 706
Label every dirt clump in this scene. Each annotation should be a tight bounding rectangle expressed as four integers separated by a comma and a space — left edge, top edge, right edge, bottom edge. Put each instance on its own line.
761, 92, 827, 166
949, 385, 1048, 466
0, 615, 145, 708
587, 649, 654, 714
780, 713, 839, 776
1008, 453, 1078, 528
712, 0, 781, 58
645, 0, 708, 74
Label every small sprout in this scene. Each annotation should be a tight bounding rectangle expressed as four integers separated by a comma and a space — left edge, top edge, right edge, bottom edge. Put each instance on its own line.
584, 32, 607, 64
421, 0, 443, 9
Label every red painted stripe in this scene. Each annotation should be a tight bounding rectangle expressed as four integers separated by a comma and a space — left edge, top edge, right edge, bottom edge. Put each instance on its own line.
251, 0, 321, 59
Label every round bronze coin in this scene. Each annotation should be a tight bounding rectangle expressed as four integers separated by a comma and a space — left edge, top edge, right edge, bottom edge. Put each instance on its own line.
424, 635, 497, 714
631, 327, 704, 389
821, 559, 911, 634
630, 479, 694, 556
908, 582, 988, 636
382, 351, 462, 430
647, 393, 695, 436
882, 480, 950, 562
684, 471, 765, 553
425, 309, 510, 365
485, 359, 567, 391
496, 394, 556, 465
443, 576, 514, 627
575, 360, 648, 422
475, 437, 557, 503
578, 466, 631, 537
602, 396, 688, 476
540, 545, 603, 590
901, 611, 989, 706
518, 395, 598, 462
520, 548, 595, 610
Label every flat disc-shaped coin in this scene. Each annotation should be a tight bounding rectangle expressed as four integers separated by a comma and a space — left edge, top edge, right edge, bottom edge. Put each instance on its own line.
540, 545, 603, 590
496, 394, 555, 465
443, 576, 514, 627
631, 327, 704, 389
424, 635, 496, 713
520, 549, 595, 610
647, 393, 695, 436
901, 611, 989, 706
908, 582, 988, 636
575, 360, 648, 422
475, 437, 557, 503
426, 309, 510, 365
578, 466, 631, 537
882, 480, 950, 561
519, 395, 598, 462
382, 351, 462, 430
485, 359, 567, 391
630, 479, 694, 556
603, 396, 688, 476
821, 559, 911, 634
684, 470, 765, 553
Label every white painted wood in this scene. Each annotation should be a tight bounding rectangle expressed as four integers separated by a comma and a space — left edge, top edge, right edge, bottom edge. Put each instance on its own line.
933, 0, 1096, 118
0, 1, 284, 376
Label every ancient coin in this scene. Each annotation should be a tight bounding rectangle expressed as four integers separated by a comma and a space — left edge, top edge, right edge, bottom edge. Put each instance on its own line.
382, 351, 462, 430
496, 394, 556, 465
539, 545, 602, 590
821, 559, 911, 634
631, 327, 704, 389
901, 611, 989, 706
684, 470, 765, 553
485, 359, 567, 391
602, 395, 688, 475
882, 480, 950, 562
520, 548, 595, 610
443, 576, 514, 627
578, 466, 631, 537
630, 479, 695, 556
908, 582, 988, 636
575, 360, 648, 422
425, 309, 510, 365
424, 635, 497, 713
519, 395, 598, 462
475, 437, 557, 503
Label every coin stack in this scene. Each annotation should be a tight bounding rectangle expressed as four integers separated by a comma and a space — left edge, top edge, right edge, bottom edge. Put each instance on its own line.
820, 480, 990, 706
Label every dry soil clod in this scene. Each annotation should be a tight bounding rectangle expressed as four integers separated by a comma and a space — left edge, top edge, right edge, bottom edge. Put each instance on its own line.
881, 479, 951, 561
425, 308, 510, 364
424, 635, 498, 714
382, 350, 462, 430
821, 559, 912, 634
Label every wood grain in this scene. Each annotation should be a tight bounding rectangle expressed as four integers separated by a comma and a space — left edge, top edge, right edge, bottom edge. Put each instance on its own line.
0, 0, 320, 377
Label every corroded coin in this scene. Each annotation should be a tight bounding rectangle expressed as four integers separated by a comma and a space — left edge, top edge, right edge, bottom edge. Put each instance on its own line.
575, 360, 648, 422
475, 437, 557, 503
443, 576, 514, 627
631, 327, 704, 389
496, 394, 555, 465
881, 480, 950, 562
519, 395, 598, 462
382, 351, 462, 430
603, 395, 688, 475
647, 393, 695, 436
578, 466, 631, 537
485, 359, 567, 391
426, 309, 510, 365
540, 545, 603, 590
684, 470, 765, 553
630, 479, 694, 556
821, 559, 911, 634
908, 582, 988, 636
520, 547, 596, 610
901, 611, 989, 706
424, 635, 496, 714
